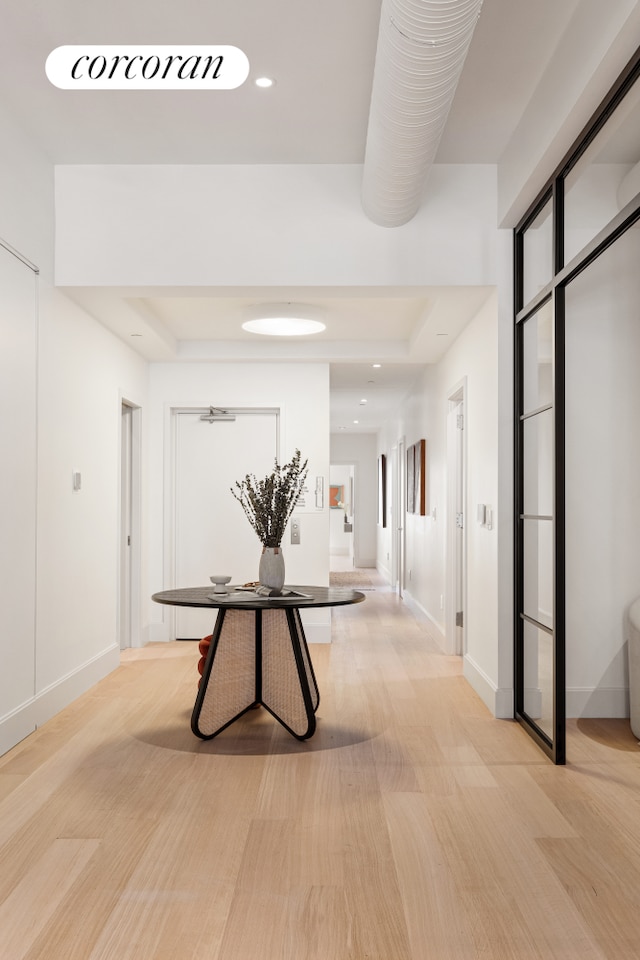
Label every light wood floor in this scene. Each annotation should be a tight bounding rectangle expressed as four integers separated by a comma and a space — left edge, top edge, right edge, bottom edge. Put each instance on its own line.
2, 581, 640, 959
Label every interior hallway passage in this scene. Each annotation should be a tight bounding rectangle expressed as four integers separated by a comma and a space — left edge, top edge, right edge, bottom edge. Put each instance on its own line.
1, 578, 640, 959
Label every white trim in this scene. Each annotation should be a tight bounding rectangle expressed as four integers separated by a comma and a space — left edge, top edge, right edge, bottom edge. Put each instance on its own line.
0, 236, 39, 273
0, 645, 119, 758
402, 589, 446, 646
463, 653, 514, 719
566, 686, 629, 719
300, 620, 331, 644
118, 398, 143, 648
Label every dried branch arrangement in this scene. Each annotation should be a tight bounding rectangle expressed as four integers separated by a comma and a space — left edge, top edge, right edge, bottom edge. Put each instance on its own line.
231, 449, 309, 547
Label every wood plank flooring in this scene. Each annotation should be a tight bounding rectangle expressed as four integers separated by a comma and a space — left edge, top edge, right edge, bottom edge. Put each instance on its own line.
1, 581, 640, 959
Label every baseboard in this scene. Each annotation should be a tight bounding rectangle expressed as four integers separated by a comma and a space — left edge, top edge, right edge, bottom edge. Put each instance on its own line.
402, 590, 447, 645
0, 644, 120, 758
304, 623, 331, 644
0, 711, 36, 759
300, 609, 331, 644
566, 686, 629, 718
463, 654, 514, 719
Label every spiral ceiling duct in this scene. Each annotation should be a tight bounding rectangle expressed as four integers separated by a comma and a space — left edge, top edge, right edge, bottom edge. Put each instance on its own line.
362, 0, 484, 227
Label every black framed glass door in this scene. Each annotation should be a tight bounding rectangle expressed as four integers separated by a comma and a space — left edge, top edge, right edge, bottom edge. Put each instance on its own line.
514, 47, 640, 763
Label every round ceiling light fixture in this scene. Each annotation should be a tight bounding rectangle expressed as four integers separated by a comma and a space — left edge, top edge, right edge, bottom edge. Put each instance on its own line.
242, 303, 326, 337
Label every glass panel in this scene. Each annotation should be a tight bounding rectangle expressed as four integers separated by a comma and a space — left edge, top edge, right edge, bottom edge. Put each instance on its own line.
522, 299, 553, 413
523, 620, 553, 739
523, 409, 553, 517
522, 197, 553, 306
523, 518, 553, 630
564, 78, 640, 265
565, 225, 640, 719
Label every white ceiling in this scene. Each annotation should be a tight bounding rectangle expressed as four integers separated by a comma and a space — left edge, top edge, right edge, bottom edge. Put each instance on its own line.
1, 0, 572, 432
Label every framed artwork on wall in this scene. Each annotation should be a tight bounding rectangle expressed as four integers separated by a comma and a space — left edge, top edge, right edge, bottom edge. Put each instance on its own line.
377, 454, 387, 527
329, 484, 344, 509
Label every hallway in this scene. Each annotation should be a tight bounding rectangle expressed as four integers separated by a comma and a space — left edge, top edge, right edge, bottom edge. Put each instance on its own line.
1, 586, 639, 959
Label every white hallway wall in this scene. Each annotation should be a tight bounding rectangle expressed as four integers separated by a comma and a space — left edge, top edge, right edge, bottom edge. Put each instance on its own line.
0, 99, 149, 756
564, 225, 640, 717
377, 289, 508, 716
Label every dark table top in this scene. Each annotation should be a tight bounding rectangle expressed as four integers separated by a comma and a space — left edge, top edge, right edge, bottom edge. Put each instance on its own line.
152, 585, 366, 611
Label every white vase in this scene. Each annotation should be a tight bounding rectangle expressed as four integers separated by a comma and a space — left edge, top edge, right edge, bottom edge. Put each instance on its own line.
259, 546, 285, 592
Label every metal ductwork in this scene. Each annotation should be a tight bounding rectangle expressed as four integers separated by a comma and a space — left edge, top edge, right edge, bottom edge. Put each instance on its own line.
362, 0, 484, 227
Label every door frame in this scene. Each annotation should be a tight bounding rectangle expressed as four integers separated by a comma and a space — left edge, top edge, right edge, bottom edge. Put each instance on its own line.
445, 380, 466, 656
118, 398, 142, 648
391, 437, 407, 597
164, 405, 280, 639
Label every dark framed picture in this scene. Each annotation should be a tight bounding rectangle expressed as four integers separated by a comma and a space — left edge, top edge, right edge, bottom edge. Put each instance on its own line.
378, 454, 387, 527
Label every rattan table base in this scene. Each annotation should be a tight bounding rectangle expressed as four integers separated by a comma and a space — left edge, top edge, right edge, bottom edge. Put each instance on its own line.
192, 607, 320, 740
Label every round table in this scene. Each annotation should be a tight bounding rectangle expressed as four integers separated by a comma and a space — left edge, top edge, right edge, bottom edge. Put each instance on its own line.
152, 586, 365, 740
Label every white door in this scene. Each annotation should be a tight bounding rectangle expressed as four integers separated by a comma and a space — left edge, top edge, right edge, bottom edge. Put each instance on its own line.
174, 410, 278, 638
394, 438, 406, 597
119, 404, 133, 649
454, 400, 465, 652
0, 243, 37, 751
446, 397, 465, 654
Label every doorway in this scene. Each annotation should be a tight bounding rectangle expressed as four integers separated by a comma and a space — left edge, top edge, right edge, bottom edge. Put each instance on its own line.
329, 463, 355, 570
119, 401, 141, 649
446, 386, 466, 656
392, 438, 406, 597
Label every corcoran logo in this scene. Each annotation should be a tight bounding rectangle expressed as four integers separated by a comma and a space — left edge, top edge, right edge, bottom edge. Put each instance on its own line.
45, 45, 250, 90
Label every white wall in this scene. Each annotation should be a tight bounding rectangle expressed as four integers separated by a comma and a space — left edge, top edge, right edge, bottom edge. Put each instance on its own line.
147, 362, 331, 642
564, 224, 640, 717
0, 99, 149, 756
55, 164, 498, 288
0, 246, 37, 753
36, 287, 148, 690
378, 292, 502, 714
330, 433, 378, 568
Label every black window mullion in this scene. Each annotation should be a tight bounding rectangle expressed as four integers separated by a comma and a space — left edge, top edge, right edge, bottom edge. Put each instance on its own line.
552, 284, 566, 764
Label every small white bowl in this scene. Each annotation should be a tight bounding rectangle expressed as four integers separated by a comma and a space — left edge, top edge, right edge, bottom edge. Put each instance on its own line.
210, 575, 232, 593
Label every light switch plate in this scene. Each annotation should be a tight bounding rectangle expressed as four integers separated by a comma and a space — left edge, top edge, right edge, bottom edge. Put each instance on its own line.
291, 516, 301, 544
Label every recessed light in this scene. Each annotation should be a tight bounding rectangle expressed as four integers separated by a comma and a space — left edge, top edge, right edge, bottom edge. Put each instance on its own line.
372, 363, 382, 368
360, 399, 367, 405
353, 420, 359, 424
255, 77, 274, 88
